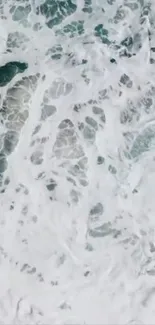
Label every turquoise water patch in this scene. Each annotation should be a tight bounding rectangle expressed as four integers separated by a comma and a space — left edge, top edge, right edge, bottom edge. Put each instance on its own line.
11, 5, 31, 21
82, 0, 92, 13
0, 61, 28, 87
56, 20, 84, 38
46, 44, 63, 60
94, 24, 110, 45
36, 0, 77, 29
130, 126, 155, 159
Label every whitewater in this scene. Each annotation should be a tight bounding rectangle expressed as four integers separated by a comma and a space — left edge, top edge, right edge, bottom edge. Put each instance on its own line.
0, 0, 155, 323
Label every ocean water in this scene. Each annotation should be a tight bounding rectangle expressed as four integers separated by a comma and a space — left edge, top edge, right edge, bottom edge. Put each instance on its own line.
0, 0, 155, 324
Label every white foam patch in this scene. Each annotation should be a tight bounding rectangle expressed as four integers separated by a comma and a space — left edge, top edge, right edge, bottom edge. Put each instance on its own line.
0, 0, 155, 324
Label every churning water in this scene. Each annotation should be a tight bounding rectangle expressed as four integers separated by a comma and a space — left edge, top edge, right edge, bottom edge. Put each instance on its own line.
0, 0, 155, 324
